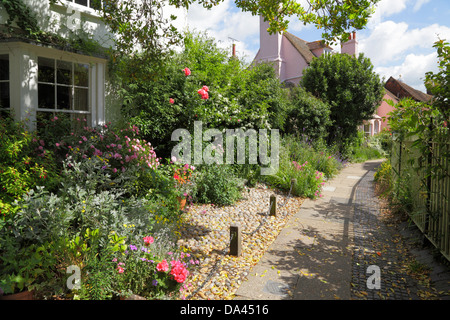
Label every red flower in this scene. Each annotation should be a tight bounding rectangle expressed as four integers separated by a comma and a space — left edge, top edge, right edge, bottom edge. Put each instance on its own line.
184, 68, 191, 76
143, 236, 154, 246
169, 98, 175, 104
197, 88, 209, 100
156, 260, 169, 272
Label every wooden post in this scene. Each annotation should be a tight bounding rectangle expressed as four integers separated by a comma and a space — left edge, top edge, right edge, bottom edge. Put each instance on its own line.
229, 224, 242, 256
291, 178, 297, 190
270, 195, 276, 217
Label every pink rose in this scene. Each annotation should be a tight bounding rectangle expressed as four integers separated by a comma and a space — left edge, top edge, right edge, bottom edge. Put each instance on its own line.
169, 98, 175, 104
202, 85, 209, 92
184, 67, 191, 76
197, 88, 209, 100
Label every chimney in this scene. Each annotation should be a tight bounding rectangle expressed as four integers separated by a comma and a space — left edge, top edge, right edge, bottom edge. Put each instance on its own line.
259, 16, 283, 61
341, 31, 358, 56
232, 43, 236, 57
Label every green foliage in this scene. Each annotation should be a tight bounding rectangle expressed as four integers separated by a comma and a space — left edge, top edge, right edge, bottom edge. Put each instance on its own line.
192, 164, 244, 206
374, 159, 393, 198
119, 31, 291, 158
0, 116, 57, 219
301, 52, 384, 156
348, 131, 385, 163
425, 39, 450, 121
169, 0, 380, 43
0, 0, 40, 36
264, 135, 342, 198
284, 86, 332, 142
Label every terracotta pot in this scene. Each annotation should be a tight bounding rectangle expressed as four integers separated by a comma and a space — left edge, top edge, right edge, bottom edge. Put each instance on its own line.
177, 196, 187, 210
0, 290, 34, 300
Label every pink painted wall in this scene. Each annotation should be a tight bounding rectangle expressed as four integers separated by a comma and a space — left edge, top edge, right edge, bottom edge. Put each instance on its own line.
280, 36, 308, 84
376, 91, 398, 131
341, 32, 358, 56
253, 16, 283, 77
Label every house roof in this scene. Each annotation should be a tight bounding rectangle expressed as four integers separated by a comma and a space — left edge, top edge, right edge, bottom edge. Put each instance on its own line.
384, 88, 399, 102
385, 76, 432, 103
283, 32, 316, 64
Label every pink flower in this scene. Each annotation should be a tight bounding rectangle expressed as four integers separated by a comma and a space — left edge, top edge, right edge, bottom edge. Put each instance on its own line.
169, 98, 175, 104
117, 266, 124, 274
202, 85, 209, 92
197, 88, 209, 100
156, 259, 169, 272
170, 260, 189, 283
55, 143, 60, 147
184, 67, 191, 76
143, 236, 154, 246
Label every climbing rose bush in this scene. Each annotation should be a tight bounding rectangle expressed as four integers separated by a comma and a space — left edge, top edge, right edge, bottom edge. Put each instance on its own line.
51, 120, 160, 177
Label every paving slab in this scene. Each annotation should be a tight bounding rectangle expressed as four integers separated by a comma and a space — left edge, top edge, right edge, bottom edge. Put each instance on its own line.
234, 161, 370, 300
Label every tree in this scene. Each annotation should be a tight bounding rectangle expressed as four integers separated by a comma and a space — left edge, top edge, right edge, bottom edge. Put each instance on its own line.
301, 52, 383, 154
98, 0, 380, 80
169, 0, 380, 42
425, 39, 450, 122
284, 86, 332, 143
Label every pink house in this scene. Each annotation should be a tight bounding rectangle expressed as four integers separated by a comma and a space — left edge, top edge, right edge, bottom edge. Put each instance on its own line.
252, 16, 358, 85
252, 17, 436, 137
362, 76, 433, 136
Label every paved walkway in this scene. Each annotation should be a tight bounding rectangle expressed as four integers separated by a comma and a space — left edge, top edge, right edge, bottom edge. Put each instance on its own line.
234, 160, 450, 300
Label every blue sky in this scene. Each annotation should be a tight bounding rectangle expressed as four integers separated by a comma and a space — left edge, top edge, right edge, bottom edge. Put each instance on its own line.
168, 0, 450, 93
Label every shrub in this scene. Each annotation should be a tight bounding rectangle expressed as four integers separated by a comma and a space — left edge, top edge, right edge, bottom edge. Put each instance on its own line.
264, 135, 342, 198
192, 164, 244, 206
349, 131, 384, 162
284, 86, 332, 142
0, 115, 57, 220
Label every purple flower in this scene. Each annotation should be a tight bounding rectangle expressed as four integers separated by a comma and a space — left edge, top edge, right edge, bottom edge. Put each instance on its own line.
129, 245, 137, 251
152, 279, 158, 286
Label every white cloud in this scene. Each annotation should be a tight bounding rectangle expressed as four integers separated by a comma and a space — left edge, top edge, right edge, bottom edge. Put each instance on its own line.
185, 0, 259, 62
359, 21, 450, 66
413, 0, 431, 12
367, 0, 411, 29
375, 52, 437, 92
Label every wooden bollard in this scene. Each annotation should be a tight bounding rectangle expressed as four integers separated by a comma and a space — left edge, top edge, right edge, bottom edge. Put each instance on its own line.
229, 224, 242, 256
270, 194, 277, 217
291, 178, 297, 188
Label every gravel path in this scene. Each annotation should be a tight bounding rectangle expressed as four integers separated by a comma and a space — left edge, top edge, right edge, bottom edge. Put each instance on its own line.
178, 184, 304, 300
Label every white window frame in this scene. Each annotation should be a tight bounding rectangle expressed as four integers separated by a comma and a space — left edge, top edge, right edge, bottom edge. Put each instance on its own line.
0, 41, 106, 130
54, 0, 103, 19
37, 57, 91, 117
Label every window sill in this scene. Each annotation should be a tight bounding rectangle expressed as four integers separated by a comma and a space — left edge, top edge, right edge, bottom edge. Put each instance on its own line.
51, 0, 102, 19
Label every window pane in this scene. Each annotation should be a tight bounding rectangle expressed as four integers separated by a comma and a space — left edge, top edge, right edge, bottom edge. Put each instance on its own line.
57, 60, 72, 85
38, 57, 55, 83
74, 63, 89, 87
0, 83, 10, 108
38, 83, 55, 109
57, 86, 72, 110
74, 88, 89, 111
75, 0, 88, 6
0, 54, 9, 81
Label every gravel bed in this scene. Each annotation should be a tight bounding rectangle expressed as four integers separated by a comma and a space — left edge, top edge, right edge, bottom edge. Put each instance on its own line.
177, 183, 304, 300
